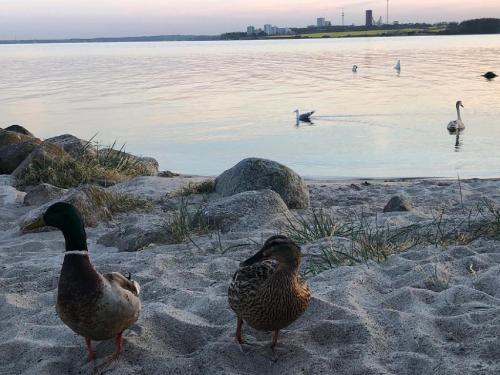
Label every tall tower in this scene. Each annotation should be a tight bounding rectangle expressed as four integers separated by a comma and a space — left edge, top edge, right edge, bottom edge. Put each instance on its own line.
342, 9, 345, 26
387, 0, 389, 25
366, 10, 373, 27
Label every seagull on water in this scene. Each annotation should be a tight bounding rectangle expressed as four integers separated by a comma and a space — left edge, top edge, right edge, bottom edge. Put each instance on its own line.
294, 110, 315, 123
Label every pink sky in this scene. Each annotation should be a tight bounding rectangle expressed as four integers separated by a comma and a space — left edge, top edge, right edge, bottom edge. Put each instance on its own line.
1, 0, 499, 39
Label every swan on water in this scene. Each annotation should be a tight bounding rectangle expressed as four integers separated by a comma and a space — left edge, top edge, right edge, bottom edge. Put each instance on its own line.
447, 101, 465, 132
294, 110, 315, 123
352, 65, 358, 72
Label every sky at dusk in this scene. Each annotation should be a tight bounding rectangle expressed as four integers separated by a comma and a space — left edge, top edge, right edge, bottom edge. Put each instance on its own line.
1, 0, 499, 39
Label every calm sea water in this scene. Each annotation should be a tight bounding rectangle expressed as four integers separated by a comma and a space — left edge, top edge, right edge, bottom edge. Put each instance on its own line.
0, 35, 499, 178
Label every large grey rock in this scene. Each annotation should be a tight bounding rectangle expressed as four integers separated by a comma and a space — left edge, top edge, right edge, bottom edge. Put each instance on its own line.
4, 125, 34, 137
0, 175, 26, 206
44, 134, 96, 158
12, 143, 71, 179
111, 176, 210, 202
20, 185, 114, 231
0, 138, 42, 174
100, 148, 159, 176
0, 128, 38, 147
24, 183, 67, 206
204, 189, 292, 233
383, 196, 413, 213
215, 158, 309, 209
97, 212, 173, 252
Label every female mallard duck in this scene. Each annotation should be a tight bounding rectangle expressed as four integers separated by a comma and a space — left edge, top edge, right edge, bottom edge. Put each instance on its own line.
228, 235, 311, 352
25, 202, 141, 363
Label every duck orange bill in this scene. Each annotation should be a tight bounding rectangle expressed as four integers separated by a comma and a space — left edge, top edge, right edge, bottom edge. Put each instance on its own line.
23, 217, 46, 231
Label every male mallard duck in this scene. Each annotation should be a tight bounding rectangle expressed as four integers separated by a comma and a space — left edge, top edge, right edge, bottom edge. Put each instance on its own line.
25, 202, 141, 363
228, 235, 311, 352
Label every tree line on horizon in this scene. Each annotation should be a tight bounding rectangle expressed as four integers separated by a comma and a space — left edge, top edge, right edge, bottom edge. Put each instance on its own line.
221, 18, 500, 40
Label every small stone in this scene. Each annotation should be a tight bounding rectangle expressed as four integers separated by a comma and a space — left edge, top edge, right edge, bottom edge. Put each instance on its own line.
383, 196, 413, 213
158, 170, 179, 178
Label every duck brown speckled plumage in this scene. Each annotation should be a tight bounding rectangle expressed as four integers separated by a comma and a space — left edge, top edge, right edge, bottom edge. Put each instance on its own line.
228, 235, 311, 352
24, 202, 140, 364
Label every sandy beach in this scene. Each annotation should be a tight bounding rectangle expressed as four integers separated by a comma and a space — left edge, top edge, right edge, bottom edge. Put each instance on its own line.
1, 169, 500, 375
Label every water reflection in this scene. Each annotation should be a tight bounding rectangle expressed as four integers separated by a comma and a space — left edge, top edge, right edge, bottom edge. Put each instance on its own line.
449, 129, 463, 152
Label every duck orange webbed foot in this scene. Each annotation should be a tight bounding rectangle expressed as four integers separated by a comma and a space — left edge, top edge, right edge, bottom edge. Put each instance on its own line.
96, 333, 123, 371
85, 337, 97, 362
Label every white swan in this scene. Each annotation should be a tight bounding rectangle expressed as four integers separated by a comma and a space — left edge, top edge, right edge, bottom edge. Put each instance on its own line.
352, 65, 358, 72
394, 60, 401, 71
294, 109, 315, 123
447, 101, 465, 132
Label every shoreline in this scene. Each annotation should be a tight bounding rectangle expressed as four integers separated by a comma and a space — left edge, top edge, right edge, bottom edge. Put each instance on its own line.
1, 31, 499, 46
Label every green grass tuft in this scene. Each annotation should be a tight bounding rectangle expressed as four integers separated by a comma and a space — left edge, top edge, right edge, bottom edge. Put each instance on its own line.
177, 180, 215, 197
292, 199, 500, 277
166, 198, 210, 243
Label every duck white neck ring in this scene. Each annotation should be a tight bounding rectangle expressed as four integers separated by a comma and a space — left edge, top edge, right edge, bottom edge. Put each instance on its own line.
64, 250, 89, 256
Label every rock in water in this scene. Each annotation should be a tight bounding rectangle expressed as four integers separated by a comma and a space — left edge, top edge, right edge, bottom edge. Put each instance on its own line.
215, 158, 309, 209
383, 196, 413, 212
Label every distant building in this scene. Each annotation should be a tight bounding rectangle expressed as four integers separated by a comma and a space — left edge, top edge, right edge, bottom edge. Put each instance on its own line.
247, 26, 255, 36
277, 27, 291, 35
264, 24, 273, 35
325, 21, 332, 26
365, 10, 373, 27
317, 18, 326, 27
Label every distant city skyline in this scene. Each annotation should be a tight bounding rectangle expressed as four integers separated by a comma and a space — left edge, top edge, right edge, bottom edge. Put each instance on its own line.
0, 0, 499, 39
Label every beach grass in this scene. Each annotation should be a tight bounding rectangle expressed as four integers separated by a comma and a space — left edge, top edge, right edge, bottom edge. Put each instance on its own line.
166, 198, 210, 243
16, 139, 150, 189
290, 199, 500, 276
177, 180, 215, 197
